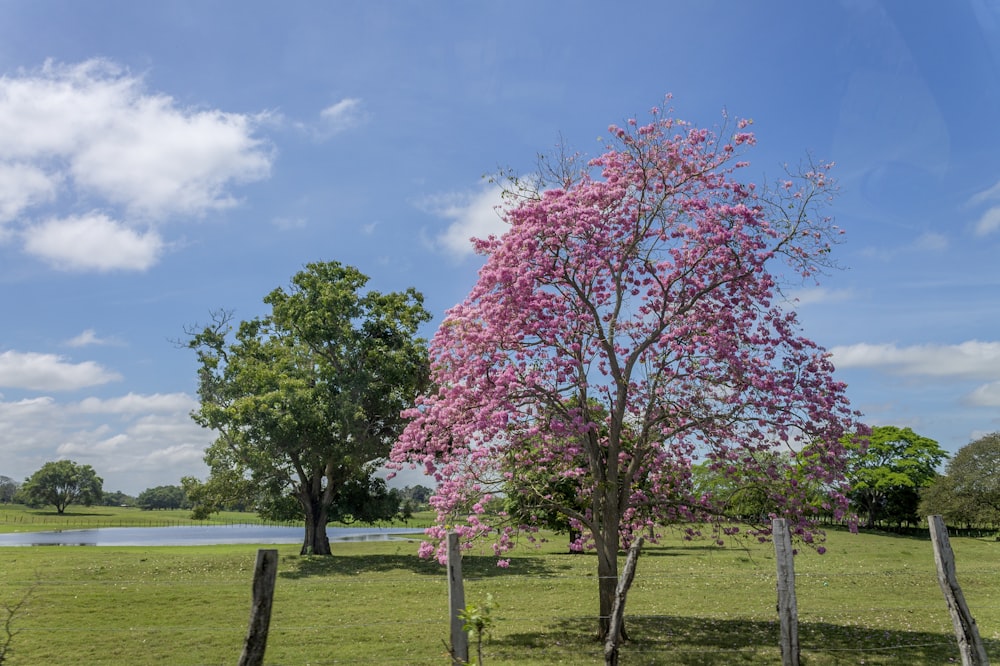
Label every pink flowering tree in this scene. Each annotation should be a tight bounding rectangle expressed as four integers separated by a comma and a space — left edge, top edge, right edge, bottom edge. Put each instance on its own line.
390, 102, 860, 639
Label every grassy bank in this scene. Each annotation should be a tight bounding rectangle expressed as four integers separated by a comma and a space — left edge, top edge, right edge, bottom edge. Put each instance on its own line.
0, 504, 436, 533
0, 526, 997, 664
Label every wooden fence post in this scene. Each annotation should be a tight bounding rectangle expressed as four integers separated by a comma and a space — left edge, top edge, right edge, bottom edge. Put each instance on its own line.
928, 515, 990, 666
447, 532, 469, 665
604, 536, 644, 666
238, 548, 278, 666
773, 518, 800, 666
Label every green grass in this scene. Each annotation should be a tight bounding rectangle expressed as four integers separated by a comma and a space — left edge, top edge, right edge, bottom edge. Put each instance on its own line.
0, 504, 436, 533
0, 524, 997, 664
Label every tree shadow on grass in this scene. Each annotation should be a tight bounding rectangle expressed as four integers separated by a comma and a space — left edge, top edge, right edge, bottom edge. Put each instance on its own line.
278, 551, 558, 580
26, 510, 111, 517
492, 615, 988, 665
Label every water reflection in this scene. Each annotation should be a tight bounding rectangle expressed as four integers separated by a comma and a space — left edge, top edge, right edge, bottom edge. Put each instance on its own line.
0, 525, 423, 547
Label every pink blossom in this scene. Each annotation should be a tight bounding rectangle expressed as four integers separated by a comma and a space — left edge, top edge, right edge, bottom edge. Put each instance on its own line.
390, 96, 857, 631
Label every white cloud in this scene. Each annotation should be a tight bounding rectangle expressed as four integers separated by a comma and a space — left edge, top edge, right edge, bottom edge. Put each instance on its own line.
319, 97, 366, 136
0, 59, 273, 270
966, 381, 1000, 407
22, 213, 164, 271
66, 329, 119, 348
860, 230, 950, 260
830, 340, 1000, 380
0, 350, 122, 390
968, 180, 1000, 236
76, 392, 196, 414
0, 162, 59, 223
911, 231, 948, 251
973, 206, 1000, 236
136, 443, 206, 469
423, 184, 507, 258
0, 390, 212, 492
968, 179, 1000, 207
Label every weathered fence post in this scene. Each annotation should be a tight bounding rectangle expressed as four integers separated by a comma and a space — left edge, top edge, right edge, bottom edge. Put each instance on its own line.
928, 515, 990, 666
604, 536, 644, 666
238, 548, 278, 666
773, 518, 800, 666
447, 532, 469, 665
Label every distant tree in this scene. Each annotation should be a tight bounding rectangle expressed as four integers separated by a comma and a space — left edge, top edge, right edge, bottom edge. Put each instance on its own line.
920, 433, 1000, 528
843, 426, 947, 528
398, 499, 415, 522
185, 261, 431, 554
17, 461, 103, 514
100, 490, 135, 507
501, 398, 622, 552
399, 485, 433, 505
137, 485, 187, 510
327, 477, 403, 524
919, 475, 980, 528
0, 476, 18, 504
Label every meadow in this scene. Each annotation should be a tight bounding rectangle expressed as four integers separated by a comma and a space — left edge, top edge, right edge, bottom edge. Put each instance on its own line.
0, 505, 997, 665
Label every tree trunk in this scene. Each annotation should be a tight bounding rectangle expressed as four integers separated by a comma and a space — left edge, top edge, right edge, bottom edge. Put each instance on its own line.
595, 481, 626, 642
595, 450, 624, 641
300, 495, 331, 555
596, 533, 619, 641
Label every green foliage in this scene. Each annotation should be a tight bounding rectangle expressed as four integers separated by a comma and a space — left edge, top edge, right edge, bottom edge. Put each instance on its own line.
16, 460, 103, 514
460, 593, 498, 666
691, 461, 770, 522
185, 261, 431, 553
397, 484, 433, 507
843, 426, 947, 527
100, 490, 136, 507
501, 397, 613, 550
0, 477, 17, 504
921, 432, 1000, 528
136, 485, 188, 511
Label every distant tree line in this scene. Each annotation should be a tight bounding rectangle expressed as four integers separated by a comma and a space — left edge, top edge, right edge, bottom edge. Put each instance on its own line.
4, 461, 432, 521
7, 429, 995, 533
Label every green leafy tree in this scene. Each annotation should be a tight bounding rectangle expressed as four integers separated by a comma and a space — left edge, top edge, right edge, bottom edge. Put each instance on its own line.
137, 485, 187, 510
844, 426, 947, 528
920, 433, 1000, 528
500, 398, 605, 552
0, 477, 18, 504
186, 261, 430, 555
692, 449, 832, 526
18, 461, 103, 514
399, 484, 433, 505
100, 490, 135, 507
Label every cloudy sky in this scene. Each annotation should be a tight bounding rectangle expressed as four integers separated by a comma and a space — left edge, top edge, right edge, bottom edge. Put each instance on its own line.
1, 1, 999, 495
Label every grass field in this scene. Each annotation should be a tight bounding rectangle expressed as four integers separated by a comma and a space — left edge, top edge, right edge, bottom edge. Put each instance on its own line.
0, 508, 997, 665
0, 504, 436, 533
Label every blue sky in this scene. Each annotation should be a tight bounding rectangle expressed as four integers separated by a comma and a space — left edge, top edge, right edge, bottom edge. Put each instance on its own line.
1, 1, 999, 495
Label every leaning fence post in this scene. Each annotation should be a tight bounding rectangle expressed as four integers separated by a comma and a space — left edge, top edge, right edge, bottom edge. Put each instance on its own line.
604, 536, 644, 666
773, 518, 800, 666
928, 515, 989, 666
447, 532, 469, 665
238, 548, 279, 666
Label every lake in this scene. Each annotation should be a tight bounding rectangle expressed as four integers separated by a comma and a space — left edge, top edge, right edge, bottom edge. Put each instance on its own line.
0, 525, 424, 547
